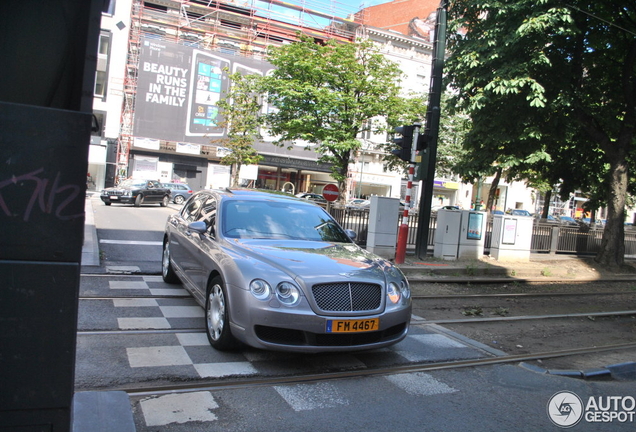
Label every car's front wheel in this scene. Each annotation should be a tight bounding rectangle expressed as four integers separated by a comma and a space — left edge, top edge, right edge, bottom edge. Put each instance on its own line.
174, 195, 185, 205
134, 194, 143, 207
161, 240, 180, 284
160, 195, 169, 207
205, 276, 238, 351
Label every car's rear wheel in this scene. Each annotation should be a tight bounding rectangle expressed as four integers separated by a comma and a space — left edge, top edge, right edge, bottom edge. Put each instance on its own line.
104, 202, 111, 206
174, 195, 185, 205
134, 194, 143, 207
161, 240, 180, 284
160, 195, 169, 207
205, 276, 238, 351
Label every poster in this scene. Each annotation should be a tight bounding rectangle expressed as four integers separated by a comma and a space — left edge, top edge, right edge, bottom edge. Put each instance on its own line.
467, 212, 483, 240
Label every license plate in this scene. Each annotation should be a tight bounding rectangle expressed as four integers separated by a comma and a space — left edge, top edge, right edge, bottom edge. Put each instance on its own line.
326, 318, 379, 333
110, 196, 119, 200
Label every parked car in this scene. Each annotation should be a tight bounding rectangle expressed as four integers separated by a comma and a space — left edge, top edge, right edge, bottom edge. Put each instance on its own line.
534, 214, 558, 223
557, 216, 579, 226
431, 205, 460, 213
295, 192, 327, 204
100, 179, 171, 207
346, 198, 370, 209
162, 189, 412, 353
509, 209, 532, 217
161, 182, 193, 205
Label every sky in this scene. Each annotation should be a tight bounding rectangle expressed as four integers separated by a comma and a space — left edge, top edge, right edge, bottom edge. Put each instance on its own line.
250, 0, 394, 25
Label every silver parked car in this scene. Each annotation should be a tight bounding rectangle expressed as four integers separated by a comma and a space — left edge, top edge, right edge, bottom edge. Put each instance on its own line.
161, 182, 193, 205
162, 189, 411, 353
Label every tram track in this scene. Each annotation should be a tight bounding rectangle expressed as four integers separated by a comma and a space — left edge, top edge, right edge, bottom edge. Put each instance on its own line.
94, 341, 636, 397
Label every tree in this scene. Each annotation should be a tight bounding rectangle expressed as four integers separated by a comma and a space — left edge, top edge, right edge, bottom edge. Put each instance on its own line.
445, 1, 636, 268
262, 35, 404, 200
213, 71, 264, 187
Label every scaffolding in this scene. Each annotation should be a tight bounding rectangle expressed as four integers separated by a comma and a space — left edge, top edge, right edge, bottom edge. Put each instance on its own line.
116, 0, 361, 181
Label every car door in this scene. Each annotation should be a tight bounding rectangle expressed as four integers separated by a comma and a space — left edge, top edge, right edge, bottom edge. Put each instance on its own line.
178, 193, 211, 292
188, 194, 219, 289
147, 180, 162, 203
170, 194, 205, 288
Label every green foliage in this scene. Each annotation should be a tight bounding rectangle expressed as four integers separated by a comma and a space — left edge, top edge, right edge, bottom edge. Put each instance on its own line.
213, 71, 264, 186
262, 35, 405, 198
445, 0, 636, 267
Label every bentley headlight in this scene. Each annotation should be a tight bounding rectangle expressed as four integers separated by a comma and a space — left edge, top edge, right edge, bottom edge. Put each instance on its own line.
250, 279, 271, 300
387, 282, 401, 304
400, 280, 411, 300
276, 282, 300, 306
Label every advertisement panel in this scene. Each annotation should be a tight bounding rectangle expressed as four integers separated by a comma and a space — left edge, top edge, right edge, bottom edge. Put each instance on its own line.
133, 38, 274, 145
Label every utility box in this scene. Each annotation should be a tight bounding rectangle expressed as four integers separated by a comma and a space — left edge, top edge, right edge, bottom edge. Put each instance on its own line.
433, 209, 463, 260
366, 196, 400, 258
490, 214, 534, 260
434, 209, 487, 260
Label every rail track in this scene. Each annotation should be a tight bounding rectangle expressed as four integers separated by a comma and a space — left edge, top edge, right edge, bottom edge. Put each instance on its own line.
76, 279, 636, 399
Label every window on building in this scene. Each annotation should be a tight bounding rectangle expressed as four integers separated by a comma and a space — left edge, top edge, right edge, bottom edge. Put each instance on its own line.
94, 31, 111, 99
102, 0, 116, 15
92, 111, 106, 137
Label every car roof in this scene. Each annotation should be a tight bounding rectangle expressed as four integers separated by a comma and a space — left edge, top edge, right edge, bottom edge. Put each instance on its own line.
202, 188, 314, 204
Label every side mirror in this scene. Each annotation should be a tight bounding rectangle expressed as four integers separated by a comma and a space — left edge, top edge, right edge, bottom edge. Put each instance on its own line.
188, 221, 207, 235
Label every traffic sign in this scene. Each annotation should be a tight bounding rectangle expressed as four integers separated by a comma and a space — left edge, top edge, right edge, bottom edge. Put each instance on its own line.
322, 184, 339, 202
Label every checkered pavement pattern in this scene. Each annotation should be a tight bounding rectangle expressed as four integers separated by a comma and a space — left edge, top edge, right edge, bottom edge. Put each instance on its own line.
77, 275, 488, 428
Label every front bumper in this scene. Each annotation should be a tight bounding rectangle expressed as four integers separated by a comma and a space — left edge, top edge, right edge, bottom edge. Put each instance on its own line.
227, 285, 412, 353
100, 195, 135, 204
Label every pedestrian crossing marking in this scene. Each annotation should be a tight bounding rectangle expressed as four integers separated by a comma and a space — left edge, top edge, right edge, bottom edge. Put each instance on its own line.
127, 346, 192, 368
159, 305, 204, 318
386, 372, 457, 396
113, 298, 159, 307
118, 317, 171, 330
176, 332, 208, 346
149, 288, 190, 296
109, 280, 149, 290
274, 382, 349, 411
140, 391, 218, 426
194, 361, 258, 378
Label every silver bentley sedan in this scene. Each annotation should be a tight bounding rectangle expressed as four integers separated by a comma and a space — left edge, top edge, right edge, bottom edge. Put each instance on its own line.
162, 189, 412, 353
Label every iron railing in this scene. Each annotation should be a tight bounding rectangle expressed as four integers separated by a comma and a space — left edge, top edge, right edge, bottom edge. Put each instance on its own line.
329, 207, 636, 257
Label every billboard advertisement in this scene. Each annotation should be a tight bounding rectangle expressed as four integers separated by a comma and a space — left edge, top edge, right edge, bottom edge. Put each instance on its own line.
134, 38, 273, 145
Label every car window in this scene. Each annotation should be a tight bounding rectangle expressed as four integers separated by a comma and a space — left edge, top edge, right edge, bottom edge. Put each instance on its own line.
221, 200, 351, 242
199, 195, 217, 234
182, 194, 205, 222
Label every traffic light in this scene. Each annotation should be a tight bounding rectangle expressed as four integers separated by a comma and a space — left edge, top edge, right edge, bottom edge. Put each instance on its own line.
391, 125, 415, 161
416, 133, 430, 151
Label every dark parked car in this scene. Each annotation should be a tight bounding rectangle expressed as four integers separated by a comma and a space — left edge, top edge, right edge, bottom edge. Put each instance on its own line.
162, 182, 193, 205
295, 192, 327, 204
100, 179, 171, 207
162, 189, 412, 353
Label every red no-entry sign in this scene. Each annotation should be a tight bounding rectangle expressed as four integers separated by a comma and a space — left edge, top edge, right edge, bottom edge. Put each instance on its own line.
322, 184, 339, 202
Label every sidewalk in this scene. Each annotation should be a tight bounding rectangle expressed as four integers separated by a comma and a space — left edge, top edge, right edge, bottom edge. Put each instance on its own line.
81, 194, 100, 268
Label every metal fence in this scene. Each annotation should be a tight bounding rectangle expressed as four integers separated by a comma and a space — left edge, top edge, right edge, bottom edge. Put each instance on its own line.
329, 206, 636, 257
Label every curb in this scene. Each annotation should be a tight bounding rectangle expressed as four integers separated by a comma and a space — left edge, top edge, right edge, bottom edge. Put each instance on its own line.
519, 361, 636, 381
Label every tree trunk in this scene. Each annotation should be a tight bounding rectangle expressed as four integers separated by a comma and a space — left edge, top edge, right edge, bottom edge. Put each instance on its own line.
541, 189, 552, 218
486, 167, 502, 213
595, 156, 628, 269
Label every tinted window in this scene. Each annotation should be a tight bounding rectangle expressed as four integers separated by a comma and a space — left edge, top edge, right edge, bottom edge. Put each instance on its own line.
182, 194, 206, 222
222, 200, 351, 242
